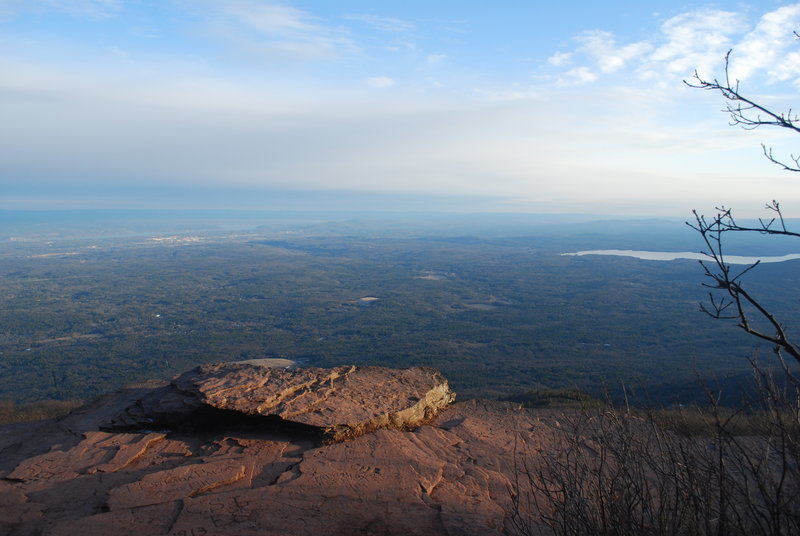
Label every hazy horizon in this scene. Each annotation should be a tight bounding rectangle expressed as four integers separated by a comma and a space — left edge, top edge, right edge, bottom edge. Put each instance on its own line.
3, 2, 800, 216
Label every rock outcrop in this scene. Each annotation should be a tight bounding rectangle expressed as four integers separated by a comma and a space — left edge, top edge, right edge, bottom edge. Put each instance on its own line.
0, 363, 555, 536
108, 363, 455, 443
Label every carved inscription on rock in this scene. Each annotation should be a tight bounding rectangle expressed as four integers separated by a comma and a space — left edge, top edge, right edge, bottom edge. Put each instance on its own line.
170, 492, 262, 536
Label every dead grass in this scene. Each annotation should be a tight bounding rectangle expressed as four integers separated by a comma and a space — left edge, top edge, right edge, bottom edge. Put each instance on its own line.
508, 365, 800, 536
0, 399, 83, 425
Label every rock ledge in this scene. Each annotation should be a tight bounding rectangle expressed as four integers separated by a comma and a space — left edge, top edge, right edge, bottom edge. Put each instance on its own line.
109, 363, 455, 443
0, 365, 554, 536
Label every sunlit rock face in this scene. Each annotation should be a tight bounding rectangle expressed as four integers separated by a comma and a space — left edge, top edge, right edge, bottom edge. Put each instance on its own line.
107, 363, 456, 443
0, 365, 555, 536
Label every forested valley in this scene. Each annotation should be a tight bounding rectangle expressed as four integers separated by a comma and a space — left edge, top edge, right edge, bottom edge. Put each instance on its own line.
2, 211, 797, 410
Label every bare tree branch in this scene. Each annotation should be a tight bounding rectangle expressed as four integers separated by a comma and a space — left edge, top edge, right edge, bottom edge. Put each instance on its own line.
685, 50, 800, 173
687, 208, 800, 364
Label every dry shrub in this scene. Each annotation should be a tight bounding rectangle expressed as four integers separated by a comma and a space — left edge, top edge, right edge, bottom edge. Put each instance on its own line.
0, 399, 82, 425
509, 360, 800, 536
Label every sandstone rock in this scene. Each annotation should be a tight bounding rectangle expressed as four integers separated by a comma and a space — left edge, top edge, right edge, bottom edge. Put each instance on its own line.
110, 363, 455, 443
93, 432, 167, 472
5, 431, 166, 484
0, 366, 557, 536
45, 502, 179, 536
0, 482, 44, 536
108, 460, 246, 509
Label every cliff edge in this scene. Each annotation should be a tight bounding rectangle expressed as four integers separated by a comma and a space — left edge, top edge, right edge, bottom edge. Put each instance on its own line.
0, 363, 553, 536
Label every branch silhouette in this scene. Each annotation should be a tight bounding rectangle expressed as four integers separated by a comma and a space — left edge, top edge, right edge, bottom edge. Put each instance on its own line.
685, 46, 800, 365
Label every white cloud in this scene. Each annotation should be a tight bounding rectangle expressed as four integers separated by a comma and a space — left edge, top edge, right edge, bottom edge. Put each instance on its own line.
776, 51, 800, 85
187, 1, 356, 62
5, 2, 800, 215
346, 14, 414, 33
365, 76, 395, 88
546, 6, 800, 87
729, 4, 800, 82
557, 66, 597, 86
2, 57, 798, 215
547, 51, 572, 67
223, 2, 318, 34
649, 9, 746, 77
576, 30, 652, 73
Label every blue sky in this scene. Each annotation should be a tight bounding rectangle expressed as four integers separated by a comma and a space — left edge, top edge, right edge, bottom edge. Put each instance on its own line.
2, 1, 800, 216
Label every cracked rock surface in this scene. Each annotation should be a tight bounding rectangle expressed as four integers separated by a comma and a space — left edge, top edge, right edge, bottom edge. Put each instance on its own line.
0, 365, 556, 536
108, 363, 455, 443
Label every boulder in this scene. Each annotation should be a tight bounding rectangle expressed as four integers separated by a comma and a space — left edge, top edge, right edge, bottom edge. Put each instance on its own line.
109, 363, 455, 443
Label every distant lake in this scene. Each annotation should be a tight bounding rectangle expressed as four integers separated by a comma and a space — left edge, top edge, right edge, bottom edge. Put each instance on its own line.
562, 250, 800, 264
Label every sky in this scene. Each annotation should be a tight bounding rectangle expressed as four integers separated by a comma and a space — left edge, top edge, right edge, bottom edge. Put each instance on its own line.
2, 1, 800, 216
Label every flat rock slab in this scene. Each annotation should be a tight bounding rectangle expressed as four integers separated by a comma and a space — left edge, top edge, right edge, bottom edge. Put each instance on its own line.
108, 460, 246, 509
5, 431, 164, 485
1, 394, 556, 536
111, 364, 455, 443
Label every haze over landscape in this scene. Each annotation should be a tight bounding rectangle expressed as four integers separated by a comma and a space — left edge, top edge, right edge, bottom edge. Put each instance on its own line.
2, 0, 800, 408
2, 0, 800, 215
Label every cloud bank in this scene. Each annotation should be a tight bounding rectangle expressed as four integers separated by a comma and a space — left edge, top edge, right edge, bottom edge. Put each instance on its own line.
2, 2, 800, 215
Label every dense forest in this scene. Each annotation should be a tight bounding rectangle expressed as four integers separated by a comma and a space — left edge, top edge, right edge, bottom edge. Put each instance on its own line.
1, 211, 797, 407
